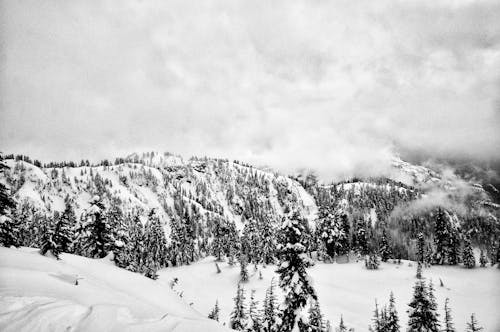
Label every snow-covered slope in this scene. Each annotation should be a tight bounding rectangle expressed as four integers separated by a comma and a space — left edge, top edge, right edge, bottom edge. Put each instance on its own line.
2, 152, 317, 231
0, 247, 229, 332
158, 256, 500, 332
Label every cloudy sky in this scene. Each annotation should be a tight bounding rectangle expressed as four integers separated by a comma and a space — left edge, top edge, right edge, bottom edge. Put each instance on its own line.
1, 0, 499, 179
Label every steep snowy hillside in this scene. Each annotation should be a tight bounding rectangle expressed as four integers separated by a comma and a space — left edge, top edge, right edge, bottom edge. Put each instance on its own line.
0, 247, 229, 332
2, 152, 317, 232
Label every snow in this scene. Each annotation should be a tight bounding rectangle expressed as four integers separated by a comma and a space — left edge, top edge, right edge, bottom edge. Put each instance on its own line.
158, 257, 500, 332
0, 247, 229, 332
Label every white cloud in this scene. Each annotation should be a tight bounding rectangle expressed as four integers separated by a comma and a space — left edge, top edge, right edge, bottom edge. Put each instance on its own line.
1, 0, 499, 180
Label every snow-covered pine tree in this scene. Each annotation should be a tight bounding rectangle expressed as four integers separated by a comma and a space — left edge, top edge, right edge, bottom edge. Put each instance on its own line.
316, 206, 348, 260
263, 278, 279, 332
370, 300, 381, 332
466, 314, 483, 332
0, 154, 19, 247
416, 262, 423, 279
143, 209, 167, 270
208, 300, 220, 322
230, 283, 248, 330
427, 280, 439, 325
59, 196, 76, 253
40, 212, 73, 259
365, 252, 380, 270
447, 228, 461, 266
432, 208, 448, 265
385, 292, 400, 332
354, 219, 369, 256
249, 289, 263, 332
479, 249, 487, 267
308, 300, 324, 332
78, 195, 112, 258
406, 280, 439, 332
462, 238, 475, 269
240, 254, 249, 282
443, 298, 455, 332
276, 211, 317, 332
379, 229, 391, 262
337, 315, 347, 332
416, 232, 425, 263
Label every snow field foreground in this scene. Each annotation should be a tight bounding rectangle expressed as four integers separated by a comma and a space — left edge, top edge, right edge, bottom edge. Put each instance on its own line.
0, 247, 229, 332
158, 257, 500, 331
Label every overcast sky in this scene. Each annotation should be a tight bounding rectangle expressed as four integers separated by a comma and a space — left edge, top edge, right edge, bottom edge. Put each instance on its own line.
1, 0, 499, 179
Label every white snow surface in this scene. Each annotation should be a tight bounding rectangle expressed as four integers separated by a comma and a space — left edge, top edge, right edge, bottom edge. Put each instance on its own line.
159, 257, 500, 332
0, 247, 229, 332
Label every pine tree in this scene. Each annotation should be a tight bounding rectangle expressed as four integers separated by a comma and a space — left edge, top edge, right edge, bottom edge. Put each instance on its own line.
276, 212, 317, 332
240, 254, 249, 282
406, 280, 439, 332
386, 292, 400, 332
59, 197, 76, 253
143, 209, 167, 273
379, 229, 391, 262
0, 154, 19, 247
248, 289, 263, 332
432, 208, 448, 265
427, 280, 439, 324
40, 212, 73, 259
416, 262, 423, 279
462, 238, 475, 269
443, 298, 455, 332
308, 300, 324, 332
366, 252, 380, 270
337, 315, 347, 332
479, 249, 487, 267
263, 278, 279, 332
78, 196, 112, 258
371, 300, 381, 332
208, 300, 220, 322
230, 283, 247, 330
416, 232, 425, 263
466, 314, 483, 332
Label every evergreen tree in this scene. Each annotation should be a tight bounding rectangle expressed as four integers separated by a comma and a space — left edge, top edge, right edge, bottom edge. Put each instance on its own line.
308, 300, 325, 332
416, 233, 425, 264
248, 289, 263, 332
443, 298, 455, 332
59, 197, 77, 253
276, 212, 317, 332
78, 196, 112, 258
407, 280, 439, 332
365, 252, 380, 270
371, 300, 381, 332
240, 254, 249, 282
416, 262, 423, 279
40, 212, 73, 259
337, 315, 347, 332
263, 278, 279, 332
208, 300, 220, 322
379, 229, 392, 262
316, 206, 349, 259
354, 219, 368, 256
479, 249, 487, 267
432, 208, 448, 265
386, 292, 400, 332
143, 209, 167, 271
466, 314, 483, 332
0, 154, 19, 247
462, 238, 475, 269
230, 283, 248, 330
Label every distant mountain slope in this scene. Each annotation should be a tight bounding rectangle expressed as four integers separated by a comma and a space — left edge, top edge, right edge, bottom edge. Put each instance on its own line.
2, 152, 498, 260
2, 152, 317, 232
